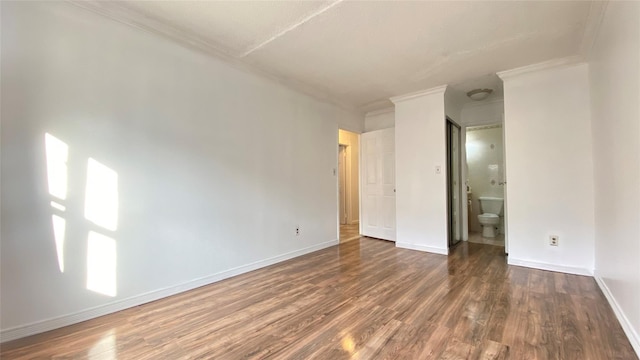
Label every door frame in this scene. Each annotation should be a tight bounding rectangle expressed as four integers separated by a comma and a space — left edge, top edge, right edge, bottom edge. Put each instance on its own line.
501, 114, 508, 254
446, 117, 463, 248
338, 144, 348, 225
462, 120, 508, 254
337, 129, 362, 241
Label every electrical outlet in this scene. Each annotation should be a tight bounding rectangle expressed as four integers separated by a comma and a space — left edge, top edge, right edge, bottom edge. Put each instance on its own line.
549, 235, 559, 246
435, 165, 442, 174
296, 227, 300, 236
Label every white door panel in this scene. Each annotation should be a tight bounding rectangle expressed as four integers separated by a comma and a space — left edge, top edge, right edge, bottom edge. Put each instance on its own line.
382, 197, 395, 228
361, 128, 396, 241
365, 195, 378, 226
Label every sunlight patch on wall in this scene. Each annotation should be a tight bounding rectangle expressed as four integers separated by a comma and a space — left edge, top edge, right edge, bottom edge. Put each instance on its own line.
84, 158, 119, 231
51, 214, 66, 273
45, 134, 121, 292
45, 133, 69, 273
50, 201, 66, 211
87, 231, 117, 297
45, 133, 68, 200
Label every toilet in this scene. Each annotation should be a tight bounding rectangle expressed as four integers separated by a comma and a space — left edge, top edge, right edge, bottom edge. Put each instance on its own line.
477, 197, 504, 238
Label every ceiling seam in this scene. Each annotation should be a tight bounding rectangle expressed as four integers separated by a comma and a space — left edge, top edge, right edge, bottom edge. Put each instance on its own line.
240, 0, 344, 58
579, 0, 609, 60
68, 0, 361, 114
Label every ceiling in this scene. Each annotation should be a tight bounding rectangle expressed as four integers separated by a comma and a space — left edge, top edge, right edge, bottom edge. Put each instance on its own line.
74, 0, 605, 112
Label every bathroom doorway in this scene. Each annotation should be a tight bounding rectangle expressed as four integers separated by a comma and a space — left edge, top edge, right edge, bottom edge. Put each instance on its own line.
446, 118, 463, 248
465, 124, 505, 247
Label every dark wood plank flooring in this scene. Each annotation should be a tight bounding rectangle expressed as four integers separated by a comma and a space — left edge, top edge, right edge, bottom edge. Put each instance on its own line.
1, 238, 636, 359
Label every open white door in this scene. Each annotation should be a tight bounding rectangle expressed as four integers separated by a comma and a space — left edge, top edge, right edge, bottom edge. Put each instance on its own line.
361, 128, 396, 241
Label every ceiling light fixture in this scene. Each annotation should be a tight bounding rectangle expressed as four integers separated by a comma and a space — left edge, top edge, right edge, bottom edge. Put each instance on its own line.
467, 88, 493, 101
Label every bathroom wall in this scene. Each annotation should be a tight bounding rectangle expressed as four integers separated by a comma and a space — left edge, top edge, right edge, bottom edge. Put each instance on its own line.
465, 125, 504, 233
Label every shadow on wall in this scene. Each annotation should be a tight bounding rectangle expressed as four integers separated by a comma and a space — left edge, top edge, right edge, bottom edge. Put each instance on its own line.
45, 133, 118, 297
465, 125, 504, 233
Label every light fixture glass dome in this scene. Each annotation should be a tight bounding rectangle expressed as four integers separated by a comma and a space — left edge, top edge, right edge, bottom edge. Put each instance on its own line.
467, 88, 493, 101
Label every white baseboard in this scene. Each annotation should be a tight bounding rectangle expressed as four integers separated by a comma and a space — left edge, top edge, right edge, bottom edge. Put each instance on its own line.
0, 239, 339, 343
594, 274, 640, 357
508, 258, 593, 276
396, 242, 448, 255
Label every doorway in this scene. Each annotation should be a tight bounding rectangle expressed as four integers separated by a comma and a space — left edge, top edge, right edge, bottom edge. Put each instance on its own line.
447, 118, 463, 248
338, 145, 348, 225
464, 124, 505, 248
338, 129, 361, 243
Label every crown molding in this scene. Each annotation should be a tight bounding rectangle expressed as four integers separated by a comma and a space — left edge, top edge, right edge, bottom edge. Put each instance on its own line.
68, 0, 361, 114
580, 0, 609, 58
496, 55, 585, 81
359, 98, 394, 114
365, 107, 395, 117
390, 85, 448, 104
69, 0, 238, 58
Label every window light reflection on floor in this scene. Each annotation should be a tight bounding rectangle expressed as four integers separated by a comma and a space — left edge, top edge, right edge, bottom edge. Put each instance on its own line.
88, 329, 116, 360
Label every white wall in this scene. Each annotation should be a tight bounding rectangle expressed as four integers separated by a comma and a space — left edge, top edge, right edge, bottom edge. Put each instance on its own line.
364, 108, 395, 132
338, 129, 360, 224
589, 1, 640, 353
392, 87, 448, 255
444, 90, 464, 125
499, 63, 595, 275
0, 1, 362, 340
460, 100, 504, 127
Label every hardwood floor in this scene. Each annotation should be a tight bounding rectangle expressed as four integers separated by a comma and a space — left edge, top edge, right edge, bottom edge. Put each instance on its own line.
1, 239, 636, 359
339, 224, 360, 243
467, 231, 505, 247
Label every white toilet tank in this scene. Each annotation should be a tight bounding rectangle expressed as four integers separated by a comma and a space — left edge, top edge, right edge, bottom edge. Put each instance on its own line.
478, 197, 504, 215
